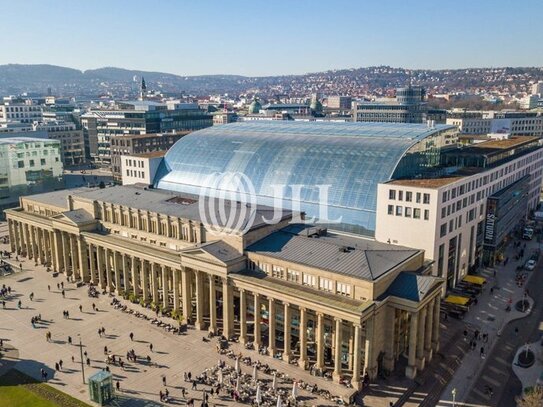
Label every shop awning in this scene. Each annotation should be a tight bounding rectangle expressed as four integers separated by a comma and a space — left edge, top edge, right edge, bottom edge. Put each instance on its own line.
463, 275, 486, 286
444, 295, 470, 306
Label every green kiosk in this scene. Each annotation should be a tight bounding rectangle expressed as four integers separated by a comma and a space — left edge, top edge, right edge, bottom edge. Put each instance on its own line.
88, 370, 114, 405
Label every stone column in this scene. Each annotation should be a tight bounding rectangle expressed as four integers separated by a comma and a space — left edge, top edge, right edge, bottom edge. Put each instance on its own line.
424, 301, 434, 361
195, 271, 204, 330
122, 254, 131, 293
96, 246, 104, 288
30, 226, 38, 261
69, 234, 78, 279
141, 260, 150, 303
208, 275, 217, 334
348, 325, 354, 371
151, 263, 159, 304
363, 317, 375, 378
416, 307, 427, 371
384, 308, 396, 372
432, 298, 440, 352
351, 324, 362, 389
283, 303, 291, 362
333, 318, 343, 381
61, 232, 70, 276
7, 220, 15, 253
161, 265, 169, 310
171, 268, 182, 314
37, 229, 45, 264
48, 231, 56, 272
113, 251, 121, 294
44, 230, 51, 267
105, 249, 113, 291
180, 268, 189, 316
268, 298, 276, 355
298, 307, 307, 369
78, 238, 89, 282
316, 313, 325, 370
222, 278, 234, 338
239, 289, 247, 344
53, 231, 62, 273
131, 257, 140, 296
23, 224, 31, 257
88, 243, 97, 284
405, 312, 418, 379
253, 293, 261, 348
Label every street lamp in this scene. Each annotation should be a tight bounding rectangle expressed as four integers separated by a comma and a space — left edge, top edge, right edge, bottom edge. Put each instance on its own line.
77, 334, 85, 384
451, 388, 457, 407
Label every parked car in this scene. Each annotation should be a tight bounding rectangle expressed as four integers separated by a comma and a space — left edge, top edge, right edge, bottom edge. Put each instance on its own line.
525, 259, 537, 271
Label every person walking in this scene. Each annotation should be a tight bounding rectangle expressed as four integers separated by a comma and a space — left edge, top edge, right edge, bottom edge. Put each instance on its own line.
92, 303, 96, 311
68, 336, 72, 345
116, 381, 120, 392
17, 300, 21, 309
149, 343, 153, 352
129, 332, 134, 341
61, 289, 65, 298
29, 292, 34, 301
79, 304, 83, 312
47, 285, 50, 292
162, 375, 167, 386
59, 359, 63, 370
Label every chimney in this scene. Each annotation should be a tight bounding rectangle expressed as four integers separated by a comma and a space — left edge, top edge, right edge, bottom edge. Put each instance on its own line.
67, 195, 74, 211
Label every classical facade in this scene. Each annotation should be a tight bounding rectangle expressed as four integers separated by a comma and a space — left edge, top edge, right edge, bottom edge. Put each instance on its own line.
6, 184, 443, 385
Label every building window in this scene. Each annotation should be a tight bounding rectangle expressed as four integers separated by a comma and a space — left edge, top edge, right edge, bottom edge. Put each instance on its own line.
29, 160, 35, 167
423, 193, 430, 204
424, 209, 429, 220
336, 282, 351, 296
272, 265, 284, 279
319, 278, 333, 292
389, 190, 396, 200
405, 207, 412, 217
413, 208, 421, 219
406, 191, 412, 202
302, 274, 316, 287
388, 205, 394, 215
441, 207, 446, 218
287, 269, 300, 282
395, 206, 402, 216
398, 191, 403, 201
440, 223, 447, 237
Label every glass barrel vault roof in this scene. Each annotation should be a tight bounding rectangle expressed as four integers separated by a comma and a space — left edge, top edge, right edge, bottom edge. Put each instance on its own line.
154, 121, 454, 235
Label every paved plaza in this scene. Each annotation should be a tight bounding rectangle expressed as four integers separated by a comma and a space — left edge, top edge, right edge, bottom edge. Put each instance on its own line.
0, 223, 356, 407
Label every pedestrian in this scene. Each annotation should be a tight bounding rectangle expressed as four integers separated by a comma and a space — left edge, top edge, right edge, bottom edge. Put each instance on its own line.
149, 343, 153, 352
188, 371, 192, 381
98, 329, 102, 338
101, 327, 106, 336
19, 263, 22, 271
60, 282, 64, 289
104, 346, 108, 355
61, 289, 65, 298
86, 358, 90, 366
116, 381, 120, 392
59, 359, 63, 370
55, 362, 59, 371
184, 372, 188, 382
463, 329, 468, 341
92, 303, 96, 311
71, 356, 75, 363
480, 346, 485, 358
79, 304, 82, 312
490, 287, 494, 294
29, 292, 34, 301
2, 301, 5, 309
66, 311, 69, 319
515, 327, 519, 336
47, 285, 50, 292
182, 387, 186, 398
17, 300, 21, 309
162, 375, 167, 386
68, 336, 72, 345
192, 380, 197, 390
84, 351, 87, 358
129, 332, 134, 341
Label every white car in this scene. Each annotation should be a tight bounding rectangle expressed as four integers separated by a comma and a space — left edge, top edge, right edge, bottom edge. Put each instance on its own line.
525, 259, 537, 271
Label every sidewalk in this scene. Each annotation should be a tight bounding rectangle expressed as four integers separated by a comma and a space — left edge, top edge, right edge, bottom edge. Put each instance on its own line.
439, 237, 539, 405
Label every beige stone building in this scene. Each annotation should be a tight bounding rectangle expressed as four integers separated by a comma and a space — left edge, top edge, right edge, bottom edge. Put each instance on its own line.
6, 184, 443, 384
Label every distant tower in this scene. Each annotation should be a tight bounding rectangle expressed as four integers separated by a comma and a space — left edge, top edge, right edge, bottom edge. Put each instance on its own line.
139, 77, 147, 101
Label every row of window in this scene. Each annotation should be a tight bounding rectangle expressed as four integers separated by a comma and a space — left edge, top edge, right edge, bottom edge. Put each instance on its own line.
126, 169, 145, 179
125, 159, 145, 168
387, 205, 430, 220
389, 189, 430, 204
248, 260, 352, 296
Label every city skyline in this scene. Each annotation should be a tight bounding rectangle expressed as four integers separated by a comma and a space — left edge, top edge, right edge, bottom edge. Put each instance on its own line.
1, 0, 542, 76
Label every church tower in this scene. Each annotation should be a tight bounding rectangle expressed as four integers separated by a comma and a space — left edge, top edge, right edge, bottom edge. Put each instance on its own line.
139, 77, 147, 101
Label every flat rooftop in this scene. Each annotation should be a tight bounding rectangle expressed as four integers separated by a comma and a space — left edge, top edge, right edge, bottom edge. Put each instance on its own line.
247, 224, 421, 282
25, 184, 292, 234
387, 176, 465, 188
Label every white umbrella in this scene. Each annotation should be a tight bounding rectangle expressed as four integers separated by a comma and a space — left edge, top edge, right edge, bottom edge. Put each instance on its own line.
252, 365, 258, 382
291, 381, 298, 399
272, 372, 277, 390
276, 395, 283, 407
235, 357, 240, 373
218, 369, 223, 384
255, 383, 262, 405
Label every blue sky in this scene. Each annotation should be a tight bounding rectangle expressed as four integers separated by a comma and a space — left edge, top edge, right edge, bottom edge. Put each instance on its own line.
1, 0, 542, 76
